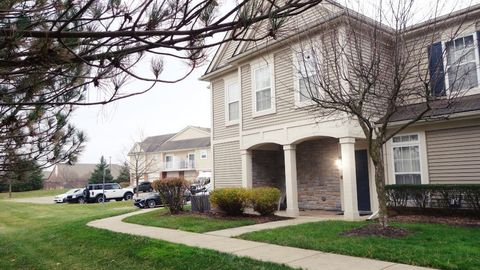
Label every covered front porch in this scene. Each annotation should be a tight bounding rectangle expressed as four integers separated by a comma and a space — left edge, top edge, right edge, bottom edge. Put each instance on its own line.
241, 137, 376, 220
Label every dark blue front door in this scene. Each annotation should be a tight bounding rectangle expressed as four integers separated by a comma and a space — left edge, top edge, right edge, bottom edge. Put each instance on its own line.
355, 150, 371, 212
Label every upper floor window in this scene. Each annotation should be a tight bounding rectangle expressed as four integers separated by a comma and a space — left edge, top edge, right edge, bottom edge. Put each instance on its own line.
445, 34, 480, 92
294, 48, 320, 104
200, 150, 207, 159
251, 57, 275, 116
392, 134, 422, 185
225, 78, 239, 124
255, 66, 272, 111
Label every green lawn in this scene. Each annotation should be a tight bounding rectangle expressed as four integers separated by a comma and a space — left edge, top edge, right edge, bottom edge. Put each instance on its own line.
0, 201, 292, 270
239, 220, 480, 270
124, 208, 257, 233
0, 188, 68, 199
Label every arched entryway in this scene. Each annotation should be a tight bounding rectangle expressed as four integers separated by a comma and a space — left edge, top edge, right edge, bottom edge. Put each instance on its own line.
242, 136, 372, 219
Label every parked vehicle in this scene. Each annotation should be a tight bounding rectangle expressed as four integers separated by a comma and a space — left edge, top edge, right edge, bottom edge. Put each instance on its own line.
54, 189, 82, 203
133, 181, 153, 193
134, 193, 162, 208
81, 183, 134, 203
189, 171, 212, 195
65, 189, 88, 204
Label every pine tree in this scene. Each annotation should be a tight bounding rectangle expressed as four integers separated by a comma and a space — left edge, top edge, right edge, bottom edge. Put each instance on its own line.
89, 156, 113, 184
116, 161, 130, 183
0, 159, 44, 192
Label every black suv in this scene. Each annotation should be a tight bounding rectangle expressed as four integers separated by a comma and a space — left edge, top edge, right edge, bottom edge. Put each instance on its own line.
133, 181, 153, 193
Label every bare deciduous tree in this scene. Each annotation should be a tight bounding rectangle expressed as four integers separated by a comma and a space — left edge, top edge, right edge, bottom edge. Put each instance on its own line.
127, 133, 158, 196
294, 0, 476, 226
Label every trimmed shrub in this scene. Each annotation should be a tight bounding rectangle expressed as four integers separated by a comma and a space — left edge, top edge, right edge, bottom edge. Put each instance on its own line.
152, 177, 189, 214
249, 187, 281, 216
210, 187, 249, 216
385, 184, 480, 216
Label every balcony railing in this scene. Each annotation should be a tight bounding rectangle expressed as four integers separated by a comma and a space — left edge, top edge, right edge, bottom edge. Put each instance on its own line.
162, 160, 195, 171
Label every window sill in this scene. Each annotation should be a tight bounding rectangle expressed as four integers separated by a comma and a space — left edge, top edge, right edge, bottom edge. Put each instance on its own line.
225, 121, 239, 127
436, 85, 480, 98
252, 109, 276, 118
294, 100, 317, 108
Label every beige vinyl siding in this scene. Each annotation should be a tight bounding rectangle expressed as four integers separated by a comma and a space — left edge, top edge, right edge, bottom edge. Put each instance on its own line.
213, 141, 242, 187
217, 40, 240, 68
401, 18, 478, 101
212, 77, 240, 140
244, 3, 342, 53
426, 125, 480, 184
242, 49, 313, 131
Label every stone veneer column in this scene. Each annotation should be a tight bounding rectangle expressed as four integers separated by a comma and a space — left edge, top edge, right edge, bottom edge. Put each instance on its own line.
241, 150, 253, 188
339, 137, 360, 220
283, 144, 299, 217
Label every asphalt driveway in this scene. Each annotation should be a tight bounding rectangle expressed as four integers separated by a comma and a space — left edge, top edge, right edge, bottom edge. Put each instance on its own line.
7, 196, 56, 204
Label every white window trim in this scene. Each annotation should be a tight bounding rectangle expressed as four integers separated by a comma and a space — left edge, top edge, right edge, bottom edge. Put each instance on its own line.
200, 150, 208, 159
390, 132, 428, 185
251, 56, 276, 117
164, 154, 174, 170
224, 74, 240, 126
442, 33, 480, 96
292, 46, 322, 107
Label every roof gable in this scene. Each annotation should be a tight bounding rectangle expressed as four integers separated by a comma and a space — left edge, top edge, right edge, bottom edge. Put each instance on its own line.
204, 1, 341, 75
132, 126, 211, 153
168, 126, 210, 142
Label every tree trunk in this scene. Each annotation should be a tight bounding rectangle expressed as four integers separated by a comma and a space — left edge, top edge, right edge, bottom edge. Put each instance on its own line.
135, 177, 139, 197
8, 178, 12, 198
369, 141, 389, 228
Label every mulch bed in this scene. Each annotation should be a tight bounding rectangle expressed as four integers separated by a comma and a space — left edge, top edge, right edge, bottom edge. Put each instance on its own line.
161, 210, 291, 224
341, 224, 410, 238
389, 214, 480, 227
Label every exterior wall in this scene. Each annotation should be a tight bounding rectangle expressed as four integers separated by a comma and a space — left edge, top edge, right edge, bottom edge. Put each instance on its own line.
166, 171, 180, 178
193, 147, 212, 171
252, 149, 285, 190
385, 118, 480, 185
213, 141, 242, 187
212, 74, 240, 140
217, 39, 241, 68
241, 49, 314, 131
402, 17, 480, 98
296, 138, 342, 210
243, 3, 342, 52
426, 124, 480, 184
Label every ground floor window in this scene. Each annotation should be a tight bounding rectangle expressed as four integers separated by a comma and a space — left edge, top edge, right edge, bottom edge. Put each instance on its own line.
392, 134, 422, 184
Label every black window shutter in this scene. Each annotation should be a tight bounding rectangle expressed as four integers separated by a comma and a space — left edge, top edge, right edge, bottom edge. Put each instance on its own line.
428, 42, 446, 97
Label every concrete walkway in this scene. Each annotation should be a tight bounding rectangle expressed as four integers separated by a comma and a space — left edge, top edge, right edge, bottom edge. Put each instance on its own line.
88, 210, 434, 270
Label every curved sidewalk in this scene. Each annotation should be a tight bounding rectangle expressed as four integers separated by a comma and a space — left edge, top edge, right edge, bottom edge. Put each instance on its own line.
87, 210, 434, 270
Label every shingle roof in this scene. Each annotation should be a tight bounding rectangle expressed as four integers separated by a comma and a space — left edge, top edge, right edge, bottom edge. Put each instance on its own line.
140, 134, 175, 152
157, 137, 211, 151
137, 127, 211, 153
387, 94, 480, 123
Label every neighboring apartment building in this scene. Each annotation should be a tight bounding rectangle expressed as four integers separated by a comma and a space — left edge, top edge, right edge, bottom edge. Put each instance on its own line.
128, 126, 212, 183
44, 163, 122, 189
200, 1, 480, 219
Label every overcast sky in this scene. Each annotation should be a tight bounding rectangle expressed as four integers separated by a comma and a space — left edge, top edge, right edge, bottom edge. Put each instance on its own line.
71, 0, 479, 165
